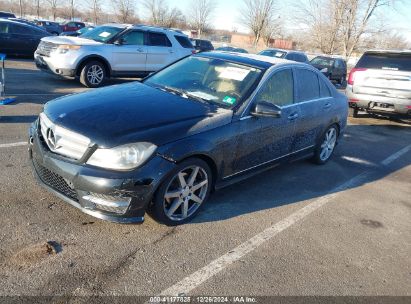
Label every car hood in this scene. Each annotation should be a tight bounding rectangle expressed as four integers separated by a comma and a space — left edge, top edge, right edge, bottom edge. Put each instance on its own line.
43, 82, 233, 148
41, 36, 102, 46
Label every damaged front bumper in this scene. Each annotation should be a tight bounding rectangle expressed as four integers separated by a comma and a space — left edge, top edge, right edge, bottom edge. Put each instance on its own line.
28, 123, 176, 224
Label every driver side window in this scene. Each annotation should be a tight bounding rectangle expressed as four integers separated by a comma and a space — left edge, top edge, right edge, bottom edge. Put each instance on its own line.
256, 69, 294, 107
121, 31, 144, 45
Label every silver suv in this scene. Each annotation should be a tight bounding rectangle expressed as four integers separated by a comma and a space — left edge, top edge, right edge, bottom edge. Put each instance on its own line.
346, 50, 411, 117
34, 24, 195, 87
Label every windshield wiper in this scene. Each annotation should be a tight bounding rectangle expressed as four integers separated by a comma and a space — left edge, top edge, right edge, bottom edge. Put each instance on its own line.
162, 86, 209, 104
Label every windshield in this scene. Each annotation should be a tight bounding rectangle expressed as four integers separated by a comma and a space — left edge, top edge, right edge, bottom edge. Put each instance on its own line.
259, 50, 286, 58
80, 26, 124, 43
144, 56, 263, 108
310, 57, 334, 67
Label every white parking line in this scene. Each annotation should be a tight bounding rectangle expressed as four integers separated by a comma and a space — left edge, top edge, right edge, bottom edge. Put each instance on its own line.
0, 141, 27, 148
158, 145, 411, 296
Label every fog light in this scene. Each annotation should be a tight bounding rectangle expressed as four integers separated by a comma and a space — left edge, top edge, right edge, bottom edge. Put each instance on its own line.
82, 193, 131, 215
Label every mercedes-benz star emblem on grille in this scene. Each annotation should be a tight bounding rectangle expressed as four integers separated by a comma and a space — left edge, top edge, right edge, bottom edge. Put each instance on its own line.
46, 128, 57, 150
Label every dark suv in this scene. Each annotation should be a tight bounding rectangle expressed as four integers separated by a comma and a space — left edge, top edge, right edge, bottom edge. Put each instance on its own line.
190, 38, 214, 53
310, 56, 347, 85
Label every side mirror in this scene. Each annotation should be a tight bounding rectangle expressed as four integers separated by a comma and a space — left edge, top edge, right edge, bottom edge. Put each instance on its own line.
114, 38, 124, 45
251, 101, 282, 118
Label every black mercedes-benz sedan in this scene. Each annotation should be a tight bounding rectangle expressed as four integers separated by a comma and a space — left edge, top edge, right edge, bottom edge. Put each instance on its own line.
29, 52, 348, 225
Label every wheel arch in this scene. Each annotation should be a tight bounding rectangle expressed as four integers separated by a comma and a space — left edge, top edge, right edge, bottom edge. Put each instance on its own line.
76, 55, 112, 77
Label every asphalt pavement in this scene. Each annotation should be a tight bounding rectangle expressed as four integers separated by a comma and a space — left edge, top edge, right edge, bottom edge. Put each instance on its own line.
0, 59, 410, 301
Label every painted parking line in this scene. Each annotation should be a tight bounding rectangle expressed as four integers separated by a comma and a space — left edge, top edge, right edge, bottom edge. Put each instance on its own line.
158, 144, 411, 296
0, 141, 27, 148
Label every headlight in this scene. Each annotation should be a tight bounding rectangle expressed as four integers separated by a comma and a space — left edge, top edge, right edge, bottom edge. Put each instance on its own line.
320, 68, 328, 73
87, 142, 157, 170
56, 44, 81, 54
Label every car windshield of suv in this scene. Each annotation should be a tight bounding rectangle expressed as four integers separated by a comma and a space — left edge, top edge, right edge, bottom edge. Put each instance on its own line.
311, 57, 334, 66
144, 56, 263, 108
80, 26, 124, 43
259, 50, 286, 58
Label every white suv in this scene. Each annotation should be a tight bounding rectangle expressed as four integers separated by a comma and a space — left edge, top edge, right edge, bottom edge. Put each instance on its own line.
34, 24, 195, 87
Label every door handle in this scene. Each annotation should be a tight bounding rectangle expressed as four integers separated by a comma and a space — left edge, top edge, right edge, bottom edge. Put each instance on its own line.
136, 48, 144, 52
288, 113, 299, 120
169, 50, 174, 53
324, 102, 331, 109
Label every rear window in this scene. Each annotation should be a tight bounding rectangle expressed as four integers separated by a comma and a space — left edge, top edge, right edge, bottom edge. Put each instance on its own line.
176, 36, 194, 48
295, 68, 320, 101
356, 53, 411, 72
148, 32, 172, 47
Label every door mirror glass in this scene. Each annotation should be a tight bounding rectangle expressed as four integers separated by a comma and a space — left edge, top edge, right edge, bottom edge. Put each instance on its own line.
251, 101, 282, 118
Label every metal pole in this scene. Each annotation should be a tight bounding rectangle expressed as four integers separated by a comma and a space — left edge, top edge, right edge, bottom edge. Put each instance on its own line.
1, 57, 4, 97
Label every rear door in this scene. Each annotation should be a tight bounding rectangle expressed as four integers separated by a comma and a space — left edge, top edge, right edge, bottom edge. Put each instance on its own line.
110, 30, 147, 73
145, 31, 175, 72
292, 67, 326, 152
353, 52, 411, 101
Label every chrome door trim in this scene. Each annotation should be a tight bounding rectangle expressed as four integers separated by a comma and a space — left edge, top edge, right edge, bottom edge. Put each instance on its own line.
223, 145, 315, 180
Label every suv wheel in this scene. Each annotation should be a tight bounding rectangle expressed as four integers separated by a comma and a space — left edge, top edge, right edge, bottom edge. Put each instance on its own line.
312, 125, 338, 165
80, 61, 106, 88
150, 158, 212, 226
348, 107, 359, 118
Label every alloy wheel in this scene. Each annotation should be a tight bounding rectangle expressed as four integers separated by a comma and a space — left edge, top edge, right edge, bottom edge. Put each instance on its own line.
163, 165, 209, 221
320, 127, 337, 161
87, 65, 104, 85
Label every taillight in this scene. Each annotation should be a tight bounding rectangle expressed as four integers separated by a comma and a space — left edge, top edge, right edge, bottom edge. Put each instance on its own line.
406, 105, 411, 109
347, 68, 367, 85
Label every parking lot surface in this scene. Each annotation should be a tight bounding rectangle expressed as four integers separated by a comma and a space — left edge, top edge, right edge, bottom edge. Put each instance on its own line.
0, 59, 410, 298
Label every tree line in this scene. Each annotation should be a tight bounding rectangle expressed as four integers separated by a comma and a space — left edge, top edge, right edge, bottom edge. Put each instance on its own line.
1, 0, 408, 56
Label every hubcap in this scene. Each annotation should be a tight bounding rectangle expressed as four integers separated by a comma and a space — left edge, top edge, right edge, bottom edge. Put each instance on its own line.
320, 127, 337, 161
87, 65, 104, 85
163, 166, 208, 221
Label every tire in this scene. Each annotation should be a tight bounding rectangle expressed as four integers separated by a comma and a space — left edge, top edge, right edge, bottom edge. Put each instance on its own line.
348, 107, 359, 118
79, 61, 106, 88
150, 158, 213, 226
312, 125, 338, 165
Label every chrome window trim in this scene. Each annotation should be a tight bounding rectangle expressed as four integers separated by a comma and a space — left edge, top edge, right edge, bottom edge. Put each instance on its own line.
223, 145, 315, 180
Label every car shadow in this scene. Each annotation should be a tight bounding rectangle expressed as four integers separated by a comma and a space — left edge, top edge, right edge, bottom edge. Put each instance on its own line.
0, 115, 38, 123
188, 123, 411, 224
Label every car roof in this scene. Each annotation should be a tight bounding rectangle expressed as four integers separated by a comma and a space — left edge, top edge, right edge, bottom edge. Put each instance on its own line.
197, 51, 296, 69
364, 49, 411, 54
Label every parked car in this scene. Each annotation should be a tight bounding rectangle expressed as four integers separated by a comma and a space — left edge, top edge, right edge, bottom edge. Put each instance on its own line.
34, 24, 195, 87
35, 20, 62, 35
29, 52, 347, 225
60, 21, 85, 32
190, 38, 214, 52
0, 19, 50, 56
216, 46, 248, 53
259, 48, 308, 63
60, 25, 94, 37
346, 50, 411, 118
8, 18, 38, 27
0, 11, 16, 18
310, 56, 347, 85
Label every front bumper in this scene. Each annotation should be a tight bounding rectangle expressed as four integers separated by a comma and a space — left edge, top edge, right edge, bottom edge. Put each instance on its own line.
34, 53, 76, 77
28, 122, 176, 224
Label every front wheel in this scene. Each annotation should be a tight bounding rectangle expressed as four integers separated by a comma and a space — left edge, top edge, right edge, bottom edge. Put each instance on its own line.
150, 158, 212, 226
312, 125, 338, 165
79, 61, 106, 88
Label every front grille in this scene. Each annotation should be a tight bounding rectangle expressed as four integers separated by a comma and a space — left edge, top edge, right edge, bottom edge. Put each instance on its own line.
37, 41, 57, 57
33, 158, 78, 202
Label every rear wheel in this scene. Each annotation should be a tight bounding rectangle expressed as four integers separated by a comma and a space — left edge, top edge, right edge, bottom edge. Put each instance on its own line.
150, 158, 212, 226
79, 61, 106, 88
348, 107, 359, 118
312, 125, 338, 165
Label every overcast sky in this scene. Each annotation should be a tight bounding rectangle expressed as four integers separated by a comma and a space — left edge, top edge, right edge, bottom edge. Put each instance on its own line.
102, 0, 411, 41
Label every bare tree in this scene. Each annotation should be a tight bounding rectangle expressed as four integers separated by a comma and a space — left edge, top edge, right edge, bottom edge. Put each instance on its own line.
187, 0, 216, 38
240, 0, 277, 47
142, 0, 184, 28
46, 0, 59, 20
262, 16, 282, 47
35, 0, 41, 18
69, 0, 76, 20
89, 0, 101, 24
112, 0, 136, 23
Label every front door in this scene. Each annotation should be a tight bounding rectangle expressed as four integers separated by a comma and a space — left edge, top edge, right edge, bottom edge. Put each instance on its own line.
111, 30, 147, 73
231, 68, 299, 174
